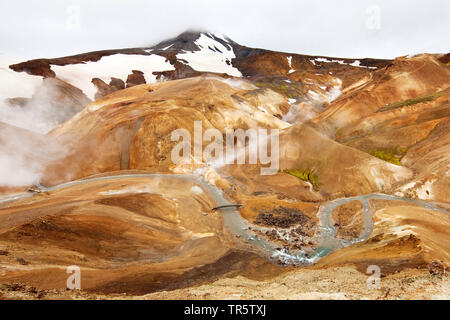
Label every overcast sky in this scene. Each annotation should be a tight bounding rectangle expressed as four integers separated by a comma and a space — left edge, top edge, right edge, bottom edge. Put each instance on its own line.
0, 0, 448, 60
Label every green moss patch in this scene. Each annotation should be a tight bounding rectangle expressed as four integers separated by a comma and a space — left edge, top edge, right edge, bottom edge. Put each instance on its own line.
284, 168, 320, 190
369, 147, 407, 166
377, 88, 450, 113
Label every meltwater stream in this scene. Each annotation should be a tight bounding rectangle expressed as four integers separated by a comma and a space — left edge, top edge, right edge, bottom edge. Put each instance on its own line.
278, 193, 450, 265
0, 173, 448, 266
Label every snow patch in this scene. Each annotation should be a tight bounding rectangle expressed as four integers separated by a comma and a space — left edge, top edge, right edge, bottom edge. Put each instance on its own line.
0, 55, 43, 100
0, 55, 77, 134
176, 33, 242, 77
312, 57, 377, 69
302, 78, 342, 106
52, 54, 175, 100
161, 44, 174, 50
286, 56, 295, 74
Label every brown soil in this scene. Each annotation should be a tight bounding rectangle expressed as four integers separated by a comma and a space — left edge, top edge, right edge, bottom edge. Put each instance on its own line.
331, 201, 364, 240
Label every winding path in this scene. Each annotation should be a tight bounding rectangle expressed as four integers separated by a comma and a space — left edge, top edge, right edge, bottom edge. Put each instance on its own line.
0, 173, 448, 265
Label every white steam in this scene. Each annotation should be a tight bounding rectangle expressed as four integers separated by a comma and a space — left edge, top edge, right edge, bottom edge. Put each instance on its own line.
0, 55, 42, 99
0, 80, 87, 134
0, 56, 74, 188
0, 124, 68, 187
1, 100, 62, 134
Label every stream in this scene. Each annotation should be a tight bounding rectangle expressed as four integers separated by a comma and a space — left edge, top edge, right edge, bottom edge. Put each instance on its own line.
0, 173, 448, 265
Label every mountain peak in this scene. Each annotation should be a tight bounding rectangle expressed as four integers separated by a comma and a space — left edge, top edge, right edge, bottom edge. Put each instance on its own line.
149, 30, 235, 53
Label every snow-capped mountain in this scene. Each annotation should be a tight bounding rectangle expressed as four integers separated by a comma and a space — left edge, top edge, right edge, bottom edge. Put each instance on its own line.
5, 31, 391, 102
1, 29, 450, 300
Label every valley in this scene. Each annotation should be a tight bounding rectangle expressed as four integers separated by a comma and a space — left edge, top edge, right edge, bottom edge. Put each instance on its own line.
0, 31, 448, 300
